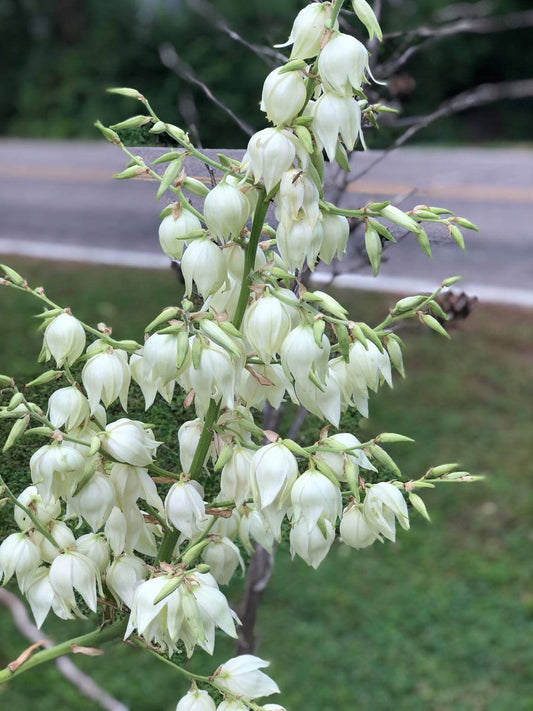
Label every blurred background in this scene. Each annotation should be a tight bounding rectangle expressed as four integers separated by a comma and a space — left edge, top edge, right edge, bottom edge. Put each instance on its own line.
0, 1, 532, 710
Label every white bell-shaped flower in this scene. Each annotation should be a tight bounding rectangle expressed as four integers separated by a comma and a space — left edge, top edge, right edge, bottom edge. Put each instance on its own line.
203, 274, 241, 320
318, 212, 349, 264
82, 347, 130, 412
101, 418, 160, 467
0, 532, 41, 589
68, 471, 116, 531
347, 341, 392, 393
217, 701, 249, 711
202, 537, 245, 585
280, 323, 330, 384
261, 67, 307, 125
315, 432, 376, 481
220, 447, 252, 507
25, 566, 56, 628
178, 419, 213, 475
165, 480, 206, 538
181, 237, 227, 298
188, 340, 238, 414
275, 169, 320, 225
159, 210, 202, 260
364, 482, 410, 541
312, 91, 364, 161
109, 463, 164, 512
106, 553, 147, 608
339, 504, 378, 549
104, 506, 128, 556
76, 533, 110, 573
244, 292, 292, 363
294, 369, 342, 427
275, 2, 336, 59
176, 689, 216, 711
204, 181, 250, 242
251, 442, 298, 538
130, 352, 175, 410
276, 216, 324, 272
318, 32, 369, 95
238, 363, 293, 410
238, 504, 275, 554
290, 469, 342, 531
213, 655, 280, 700
43, 312, 86, 367
47, 386, 90, 431
244, 127, 308, 193
223, 242, 266, 281
37, 520, 75, 563
142, 332, 185, 385
30, 443, 86, 503
290, 518, 335, 569
14, 485, 61, 530
48, 550, 102, 615
329, 356, 370, 417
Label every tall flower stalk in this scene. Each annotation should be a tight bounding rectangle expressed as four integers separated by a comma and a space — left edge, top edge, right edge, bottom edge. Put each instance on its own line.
0, 2, 480, 707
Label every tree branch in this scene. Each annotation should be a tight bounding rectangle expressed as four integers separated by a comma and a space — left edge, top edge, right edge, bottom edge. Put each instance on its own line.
158, 43, 255, 138
0, 589, 127, 711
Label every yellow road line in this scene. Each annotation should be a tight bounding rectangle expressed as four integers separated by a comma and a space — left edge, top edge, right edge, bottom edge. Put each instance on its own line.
1, 164, 532, 204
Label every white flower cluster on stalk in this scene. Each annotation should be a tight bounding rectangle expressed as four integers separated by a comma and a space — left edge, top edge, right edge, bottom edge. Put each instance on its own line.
0, 0, 479, 705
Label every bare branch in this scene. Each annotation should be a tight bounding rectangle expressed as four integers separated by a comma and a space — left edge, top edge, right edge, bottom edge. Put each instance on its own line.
185, 0, 284, 67
0, 589, 128, 711
158, 43, 255, 137
351, 79, 533, 181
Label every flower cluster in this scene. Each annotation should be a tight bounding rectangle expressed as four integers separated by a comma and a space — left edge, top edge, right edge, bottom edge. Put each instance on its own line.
0, 0, 479, 705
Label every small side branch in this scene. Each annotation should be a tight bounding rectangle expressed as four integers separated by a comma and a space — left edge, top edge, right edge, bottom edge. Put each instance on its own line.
0, 589, 127, 711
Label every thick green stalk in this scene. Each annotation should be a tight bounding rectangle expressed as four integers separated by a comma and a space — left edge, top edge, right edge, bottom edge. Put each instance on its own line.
0, 619, 127, 684
327, 0, 346, 28
232, 193, 269, 330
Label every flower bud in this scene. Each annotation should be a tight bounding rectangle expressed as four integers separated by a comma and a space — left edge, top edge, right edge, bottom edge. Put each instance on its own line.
181, 237, 227, 299
165, 480, 206, 538
82, 347, 130, 412
261, 67, 307, 125
159, 211, 202, 260
102, 418, 160, 467
43, 313, 86, 367
315, 432, 375, 480
352, 0, 382, 40
318, 33, 369, 94
204, 181, 250, 242
48, 386, 90, 431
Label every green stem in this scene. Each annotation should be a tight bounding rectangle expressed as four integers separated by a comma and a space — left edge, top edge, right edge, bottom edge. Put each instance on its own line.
0, 619, 127, 684
133, 638, 211, 682
327, 0, 346, 28
156, 398, 221, 564
148, 462, 180, 479
232, 192, 269, 330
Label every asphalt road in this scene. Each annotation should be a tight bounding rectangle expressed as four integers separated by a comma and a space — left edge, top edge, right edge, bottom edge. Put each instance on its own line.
0, 139, 532, 306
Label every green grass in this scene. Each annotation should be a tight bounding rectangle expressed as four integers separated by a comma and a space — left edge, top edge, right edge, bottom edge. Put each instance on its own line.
1, 259, 532, 711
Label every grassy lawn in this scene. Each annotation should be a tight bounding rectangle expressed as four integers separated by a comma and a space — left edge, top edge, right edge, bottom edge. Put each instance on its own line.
0, 258, 532, 711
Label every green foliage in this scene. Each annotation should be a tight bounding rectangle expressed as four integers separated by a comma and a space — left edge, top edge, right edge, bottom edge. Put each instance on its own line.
1, 0, 531, 146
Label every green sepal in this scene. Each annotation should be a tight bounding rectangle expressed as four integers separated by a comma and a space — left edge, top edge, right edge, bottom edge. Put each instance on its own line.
421, 314, 450, 339
25, 370, 62, 387
313, 459, 341, 488
409, 492, 431, 521
369, 444, 402, 478
449, 225, 465, 250
3, 416, 29, 452
94, 121, 121, 145
106, 87, 143, 100
151, 151, 184, 166
156, 159, 184, 200
182, 177, 210, 197
176, 331, 190, 371
312, 319, 325, 348
294, 125, 314, 154
214, 444, 234, 472
145, 307, 181, 333
334, 143, 351, 172
1, 264, 25, 285
110, 115, 152, 130
375, 433, 414, 444
454, 217, 479, 231
336, 323, 351, 362
358, 323, 384, 352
